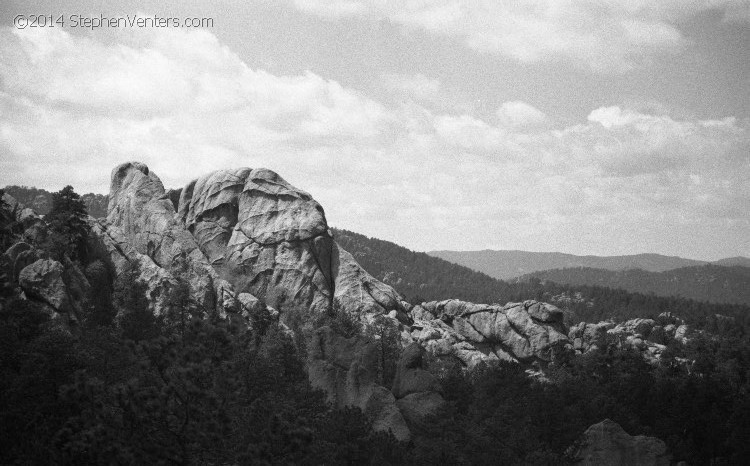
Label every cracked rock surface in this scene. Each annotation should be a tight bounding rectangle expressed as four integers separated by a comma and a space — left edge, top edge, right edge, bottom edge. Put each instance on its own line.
408, 299, 570, 367
174, 166, 411, 324
105, 162, 255, 318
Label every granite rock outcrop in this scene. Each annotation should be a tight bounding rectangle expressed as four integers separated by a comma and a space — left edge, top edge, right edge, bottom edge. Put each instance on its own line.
408, 299, 570, 367
569, 313, 691, 362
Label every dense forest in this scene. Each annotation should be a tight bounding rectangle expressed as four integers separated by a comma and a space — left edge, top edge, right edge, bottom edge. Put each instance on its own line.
3, 185, 108, 218
333, 228, 750, 335
1, 192, 750, 463
519, 265, 750, 306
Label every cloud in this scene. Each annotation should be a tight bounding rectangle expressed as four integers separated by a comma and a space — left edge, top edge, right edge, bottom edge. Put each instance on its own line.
382, 73, 442, 102
1, 25, 748, 258
290, 0, 750, 73
497, 101, 548, 130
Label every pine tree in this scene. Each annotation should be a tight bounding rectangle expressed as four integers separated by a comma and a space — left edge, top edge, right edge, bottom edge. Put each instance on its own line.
44, 186, 91, 263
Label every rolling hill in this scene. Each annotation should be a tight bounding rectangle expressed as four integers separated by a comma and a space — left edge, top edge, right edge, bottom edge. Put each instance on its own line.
519, 265, 750, 306
427, 249, 748, 280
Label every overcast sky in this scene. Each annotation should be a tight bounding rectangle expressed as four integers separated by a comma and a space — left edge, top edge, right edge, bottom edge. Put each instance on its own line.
1, 1, 748, 260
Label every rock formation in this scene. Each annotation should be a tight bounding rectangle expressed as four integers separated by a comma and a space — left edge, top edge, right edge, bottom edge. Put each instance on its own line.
102, 163, 412, 327
571, 419, 671, 465
105, 162, 242, 318
18, 258, 84, 317
569, 313, 691, 362
175, 167, 412, 323
408, 299, 570, 367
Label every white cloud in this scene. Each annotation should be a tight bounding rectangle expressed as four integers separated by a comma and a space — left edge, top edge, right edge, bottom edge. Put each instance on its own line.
497, 101, 548, 130
1, 26, 748, 258
290, 0, 750, 73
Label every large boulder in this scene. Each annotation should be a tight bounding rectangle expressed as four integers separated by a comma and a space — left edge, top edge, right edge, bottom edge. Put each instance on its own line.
572, 419, 671, 465
5, 241, 40, 282
307, 326, 411, 441
19, 259, 70, 312
408, 299, 569, 366
18, 258, 90, 326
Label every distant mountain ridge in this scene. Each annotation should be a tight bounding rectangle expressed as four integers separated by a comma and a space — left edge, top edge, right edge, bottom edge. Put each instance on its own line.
428, 249, 748, 280
520, 265, 750, 306
714, 257, 750, 267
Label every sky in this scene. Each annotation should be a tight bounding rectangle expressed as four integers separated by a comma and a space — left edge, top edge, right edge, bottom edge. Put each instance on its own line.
0, 1, 748, 260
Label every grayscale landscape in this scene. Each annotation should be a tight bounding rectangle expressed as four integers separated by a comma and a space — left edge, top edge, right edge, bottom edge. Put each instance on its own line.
1, 1, 749, 464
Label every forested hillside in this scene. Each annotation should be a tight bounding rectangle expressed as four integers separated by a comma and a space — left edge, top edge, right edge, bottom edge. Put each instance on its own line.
428, 249, 707, 279
522, 265, 750, 306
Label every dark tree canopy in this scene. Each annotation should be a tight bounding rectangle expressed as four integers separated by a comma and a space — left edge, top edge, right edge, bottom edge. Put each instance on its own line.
44, 185, 91, 263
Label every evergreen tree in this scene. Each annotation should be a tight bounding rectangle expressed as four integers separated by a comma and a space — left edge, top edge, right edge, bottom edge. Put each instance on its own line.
44, 186, 91, 263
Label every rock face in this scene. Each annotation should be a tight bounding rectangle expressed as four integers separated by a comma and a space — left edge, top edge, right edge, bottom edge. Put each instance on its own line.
569, 314, 691, 362
174, 167, 411, 324
307, 326, 410, 441
86, 219, 179, 317
408, 299, 570, 367
572, 419, 671, 465
106, 162, 242, 318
